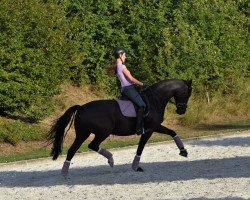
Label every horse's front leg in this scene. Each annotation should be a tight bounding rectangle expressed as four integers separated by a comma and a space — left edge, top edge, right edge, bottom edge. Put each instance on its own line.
155, 125, 188, 157
132, 129, 153, 172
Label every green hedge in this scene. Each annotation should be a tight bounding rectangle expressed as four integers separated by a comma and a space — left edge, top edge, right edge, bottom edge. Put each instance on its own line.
0, 0, 249, 120
0, 120, 47, 145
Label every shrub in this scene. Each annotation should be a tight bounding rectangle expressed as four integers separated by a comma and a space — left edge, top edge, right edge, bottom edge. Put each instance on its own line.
0, 119, 47, 145
0, 0, 249, 120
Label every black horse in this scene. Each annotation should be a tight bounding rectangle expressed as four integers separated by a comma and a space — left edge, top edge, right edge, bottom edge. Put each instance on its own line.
48, 79, 192, 176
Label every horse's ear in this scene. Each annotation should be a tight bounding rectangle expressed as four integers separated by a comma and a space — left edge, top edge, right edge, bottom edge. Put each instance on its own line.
185, 79, 192, 87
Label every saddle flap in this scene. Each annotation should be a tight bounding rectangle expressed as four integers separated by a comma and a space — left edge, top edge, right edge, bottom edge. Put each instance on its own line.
114, 98, 137, 117
115, 94, 150, 117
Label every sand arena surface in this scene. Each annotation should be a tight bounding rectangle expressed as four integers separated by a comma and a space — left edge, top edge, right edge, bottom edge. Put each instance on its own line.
0, 131, 249, 200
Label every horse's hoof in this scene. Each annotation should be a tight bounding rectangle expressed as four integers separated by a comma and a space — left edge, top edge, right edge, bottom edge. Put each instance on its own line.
179, 149, 188, 157
137, 167, 144, 172
133, 167, 144, 172
108, 157, 114, 167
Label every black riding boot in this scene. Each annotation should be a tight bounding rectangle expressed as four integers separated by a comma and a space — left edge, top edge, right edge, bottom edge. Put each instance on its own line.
136, 107, 145, 135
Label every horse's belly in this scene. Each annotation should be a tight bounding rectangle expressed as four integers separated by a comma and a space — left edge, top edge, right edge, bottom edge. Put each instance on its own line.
112, 118, 137, 136
76, 102, 137, 135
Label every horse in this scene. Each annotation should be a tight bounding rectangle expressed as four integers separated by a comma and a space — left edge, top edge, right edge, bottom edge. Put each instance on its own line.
47, 79, 192, 176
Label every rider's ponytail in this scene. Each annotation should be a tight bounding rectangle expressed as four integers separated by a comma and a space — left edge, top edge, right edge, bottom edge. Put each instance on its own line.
107, 61, 117, 76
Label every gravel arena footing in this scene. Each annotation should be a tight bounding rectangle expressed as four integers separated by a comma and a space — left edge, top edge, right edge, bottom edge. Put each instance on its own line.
0, 131, 249, 200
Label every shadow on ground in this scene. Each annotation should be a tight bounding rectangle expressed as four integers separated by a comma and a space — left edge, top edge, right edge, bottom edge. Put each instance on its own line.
188, 136, 250, 147
0, 156, 249, 188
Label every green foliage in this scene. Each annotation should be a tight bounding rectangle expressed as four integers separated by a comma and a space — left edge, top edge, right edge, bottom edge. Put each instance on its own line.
0, 120, 47, 145
168, 0, 249, 98
64, 0, 249, 97
0, 0, 249, 120
0, 0, 81, 120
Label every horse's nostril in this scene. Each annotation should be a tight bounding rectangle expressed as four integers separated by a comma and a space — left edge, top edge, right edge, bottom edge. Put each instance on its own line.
176, 108, 186, 115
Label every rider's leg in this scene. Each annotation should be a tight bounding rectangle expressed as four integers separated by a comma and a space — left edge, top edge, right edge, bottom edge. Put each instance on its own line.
122, 85, 146, 135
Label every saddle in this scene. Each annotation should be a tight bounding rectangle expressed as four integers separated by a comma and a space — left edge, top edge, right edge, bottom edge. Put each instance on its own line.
114, 94, 150, 117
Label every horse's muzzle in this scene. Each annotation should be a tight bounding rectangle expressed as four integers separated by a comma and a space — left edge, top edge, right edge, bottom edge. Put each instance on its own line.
176, 103, 187, 115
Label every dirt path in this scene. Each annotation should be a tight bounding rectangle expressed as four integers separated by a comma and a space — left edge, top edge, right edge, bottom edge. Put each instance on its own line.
0, 131, 249, 200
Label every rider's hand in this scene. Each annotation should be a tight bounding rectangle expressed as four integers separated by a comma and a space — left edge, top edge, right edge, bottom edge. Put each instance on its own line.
142, 82, 150, 88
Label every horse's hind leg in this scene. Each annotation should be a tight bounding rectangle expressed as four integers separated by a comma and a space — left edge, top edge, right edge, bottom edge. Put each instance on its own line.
88, 133, 114, 167
61, 132, 90, 176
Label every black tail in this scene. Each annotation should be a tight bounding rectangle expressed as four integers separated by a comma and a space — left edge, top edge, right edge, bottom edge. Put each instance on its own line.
47, 105, 81, 160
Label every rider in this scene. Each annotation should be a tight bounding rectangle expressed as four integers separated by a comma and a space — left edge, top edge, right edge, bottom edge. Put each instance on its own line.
112, 47, 146, 135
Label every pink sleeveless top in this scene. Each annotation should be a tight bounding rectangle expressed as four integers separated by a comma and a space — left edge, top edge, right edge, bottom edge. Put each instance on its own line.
116, 64, 133, 88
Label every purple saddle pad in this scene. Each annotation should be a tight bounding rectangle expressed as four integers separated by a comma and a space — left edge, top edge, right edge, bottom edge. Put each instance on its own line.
114, 98, 136, 117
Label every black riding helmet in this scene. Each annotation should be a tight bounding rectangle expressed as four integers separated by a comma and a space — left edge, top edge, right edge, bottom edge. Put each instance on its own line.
113, 47, 126, 59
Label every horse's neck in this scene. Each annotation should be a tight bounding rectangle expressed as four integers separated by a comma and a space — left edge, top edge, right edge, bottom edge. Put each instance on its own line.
144, 89, 169, 115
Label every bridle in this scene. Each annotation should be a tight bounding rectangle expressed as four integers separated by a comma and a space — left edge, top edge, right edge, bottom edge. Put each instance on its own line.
143, 86, 188, 109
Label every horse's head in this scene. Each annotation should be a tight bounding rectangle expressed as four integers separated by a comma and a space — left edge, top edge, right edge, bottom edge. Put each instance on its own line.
173, 79, 192, 115
147, 79, 192, 115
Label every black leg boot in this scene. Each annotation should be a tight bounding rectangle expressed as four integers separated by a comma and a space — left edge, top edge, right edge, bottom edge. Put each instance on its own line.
135, 108, 145, 135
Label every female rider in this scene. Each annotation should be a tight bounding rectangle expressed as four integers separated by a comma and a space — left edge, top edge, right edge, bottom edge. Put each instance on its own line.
112, 47, 146, 135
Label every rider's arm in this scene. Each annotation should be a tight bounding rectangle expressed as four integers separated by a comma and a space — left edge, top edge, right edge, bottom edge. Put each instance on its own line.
122, 67, 144, 86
